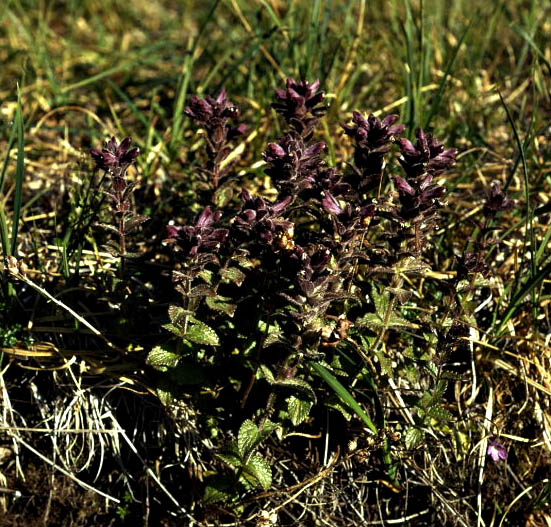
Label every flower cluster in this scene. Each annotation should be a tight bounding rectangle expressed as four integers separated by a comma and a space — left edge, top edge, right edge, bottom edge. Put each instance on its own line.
343, 112, 405, 192
185, 89, 246, 189
457, 183, 514, 278
271, 78, 326, 138
394, 129, 457, 220
398, 129, 457, 179
232, 189, 293, 248
166, 207, 228, 258
263, 136, 326, 198
322, 192, 375, 242
89, 136, 146, 261
90, 136, 140, 176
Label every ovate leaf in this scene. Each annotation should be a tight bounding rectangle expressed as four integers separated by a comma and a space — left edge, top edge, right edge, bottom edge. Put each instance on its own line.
146, 346, 180, 372
404, 427, 425, 449
237, 420, 260, 459
274, 378, 316, 402
243, 455, 272, 490
206, 296, 237, 317
356, 284, 413, 330
220, 266, 246, 286
124, 214, 149, 233
185, 320, 220, 346
203, 475, 234, 504
215, 452, 242, 469
162, 323, 185, 337
287, 396, 313, 426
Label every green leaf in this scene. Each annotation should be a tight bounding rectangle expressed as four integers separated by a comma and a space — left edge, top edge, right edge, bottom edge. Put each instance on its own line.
264, 321, 285, 346
124, 214, 149, 233
206, 296, 237, 317
395, 256, 431, 276
220, 266, 246, 286
324, 396, 352, 421
168, 305, 190, 326
198, 269, 214, 284
189, 284, 216, 297
237, 420, 260, 459
427, 406, 452, 422
374, 349, 393, 376
162, 323, 185, 337
287, 396, 313, 426
356, 284, 413, 330
257, 364, 275, 384
156, 382, 174, 406
215, 452, 242, 469
213, 185, 233, 208
274, 378, 317, 402
185, 320, 220, 346
203, 475, 234, 504
243, 455, 272, 490
404, 427, 425, 449
146, 346, 180, 372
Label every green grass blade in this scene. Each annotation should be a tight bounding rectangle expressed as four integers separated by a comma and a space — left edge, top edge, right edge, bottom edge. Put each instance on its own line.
512, 22, 551, 75
497, 257, 551, 334
0, 202, 11, 259
171, 0, 221, 152
498, 91, 536, 283
424, 19, 472, 129
309, 361, 377, 435
10, 84, 25, 256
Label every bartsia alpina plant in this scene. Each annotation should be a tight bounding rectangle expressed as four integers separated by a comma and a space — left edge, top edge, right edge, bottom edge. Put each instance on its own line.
146, 77, 516, 508
185, 89, 246, 191
90, 136, 148, 268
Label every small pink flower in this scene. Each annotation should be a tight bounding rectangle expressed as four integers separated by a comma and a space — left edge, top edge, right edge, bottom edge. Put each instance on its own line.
487, 439, 507, 462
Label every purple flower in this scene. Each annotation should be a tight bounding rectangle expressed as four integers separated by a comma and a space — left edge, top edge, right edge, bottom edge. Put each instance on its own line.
343, 113, 405, 184
166, 207, 228, 257
185, 89, 239, 124
90, 136, 139, 174
483, 184, 514, 218
322, 191, 375, 240
263, 134, 326, 195
233, 189, 293, 246
399, 128, 457, 179
271, 78, 327, 137
487, 439, 507, 462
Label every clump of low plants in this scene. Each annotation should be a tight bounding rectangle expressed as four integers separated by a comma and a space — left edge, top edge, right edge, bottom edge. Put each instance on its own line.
134, 77, 514, 511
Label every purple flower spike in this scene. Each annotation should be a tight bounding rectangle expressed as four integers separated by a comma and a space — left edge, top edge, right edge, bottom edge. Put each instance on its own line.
399, 128, 457, 179
90, 136, 139, 175
487, 439, 508, 462
342, 112, 405, 191
272, 78, 327, 138
167, 207, 228, 258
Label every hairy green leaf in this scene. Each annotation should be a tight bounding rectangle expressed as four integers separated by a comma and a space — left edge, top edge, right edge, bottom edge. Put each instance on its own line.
287, 396, 313, 426
237, 420, 260, 459
243, 455, 272, 490
185, 320, 220, 346
146, 345, 180, 371
220, 266, 246, 286
404, 427, 425, 449
206, 296, 237, 317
